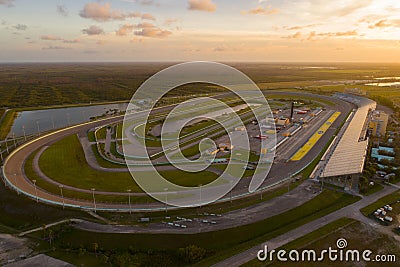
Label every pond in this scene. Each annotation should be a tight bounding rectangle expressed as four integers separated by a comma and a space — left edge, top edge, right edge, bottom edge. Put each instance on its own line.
9, 103, 129, 137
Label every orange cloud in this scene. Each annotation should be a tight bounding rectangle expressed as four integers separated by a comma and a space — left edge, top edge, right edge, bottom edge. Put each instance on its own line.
116, 24, 135, 36
188, 0, 216, 12
282, 31, 302, 39
307, 30, 359, 40
134, 22, 172, 38
241, 6, 279, 15
285, 24, 320, 31
368, 19, 400, 29
41, 35, 63, 41
79, 2, 155, 22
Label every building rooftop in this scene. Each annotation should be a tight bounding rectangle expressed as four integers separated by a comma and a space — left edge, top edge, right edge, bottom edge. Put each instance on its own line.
321, 94, 376, 177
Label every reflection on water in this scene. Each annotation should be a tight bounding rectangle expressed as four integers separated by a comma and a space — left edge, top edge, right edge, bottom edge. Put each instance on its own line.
365, 82, 400, 87
9, 103, 128, 137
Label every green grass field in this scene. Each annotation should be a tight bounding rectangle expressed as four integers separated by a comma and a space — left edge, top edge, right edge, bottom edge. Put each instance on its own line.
42, 190, 358, 266
0, 110, 17, 139
38, 134, 220, 192
0, 181, 97, 231
360, 190, 400, 216
243, 217, 357, 266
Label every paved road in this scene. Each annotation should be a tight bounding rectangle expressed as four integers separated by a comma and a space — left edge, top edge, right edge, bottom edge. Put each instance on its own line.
71, 180, 320, 234
212, 183, 399, 267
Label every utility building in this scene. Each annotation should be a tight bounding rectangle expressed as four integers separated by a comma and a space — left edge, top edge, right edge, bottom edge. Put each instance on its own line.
369, 111, 388, 137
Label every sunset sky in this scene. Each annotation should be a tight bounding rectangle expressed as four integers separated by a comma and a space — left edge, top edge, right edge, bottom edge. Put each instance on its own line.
1, 0, 399, 62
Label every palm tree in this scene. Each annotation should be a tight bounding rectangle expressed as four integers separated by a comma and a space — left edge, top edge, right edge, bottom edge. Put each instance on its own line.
93, 243, 99, 258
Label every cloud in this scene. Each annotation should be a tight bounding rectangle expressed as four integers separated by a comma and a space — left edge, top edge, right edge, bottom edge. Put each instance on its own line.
122, 0, 159, 6
285, 24, 320, 31
41, 35, 63, 41
213, 45, 228, 52
13, 24, 27, 31
141, 13, 155, 20
368, 19, 400, 29
116, 23, 135, 36
291, 0, 373, 18
63, 39, 80, 44
0, 0, 15, 7
213, 44, 242, 52
82, 25, 105, 35
40, 35, 80, 44
164, 18, 178, 26
79, 2, 155, 22
334, 0, 373, 16
241, 6, 279, 15
57, 4, 68, 17
138, 0, 157, 5
307, 30, 359, 40
282, 31, 302, 39
42, 46, 70, 50
134, 22, 172, 38
188, 0, 216, 12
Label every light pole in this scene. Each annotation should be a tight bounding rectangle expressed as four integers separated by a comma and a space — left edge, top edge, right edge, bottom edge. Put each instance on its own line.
229, 181, 233, 203
199, 184, 202, 208
22, 125, 26, 141
14, 174, 19, 195
91, 188, 96, 212
164, 188, 168, 213
32, 179, 38, 203
127, 189, 132, 214
287, 173, 292, 193
66, 113, 71, 126
12, 132, 16, 147
51, 116, 55, 129
36, 121, 41, 136
59, 185, 65, 209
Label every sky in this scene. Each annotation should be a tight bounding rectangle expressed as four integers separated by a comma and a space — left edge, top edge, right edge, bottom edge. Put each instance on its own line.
1, 0, 400, 62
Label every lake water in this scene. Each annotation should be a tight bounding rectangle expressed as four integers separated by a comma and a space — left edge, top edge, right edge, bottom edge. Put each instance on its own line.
365, 82, 400, 87
375, 77, 400, 80
9, 103, 128, 137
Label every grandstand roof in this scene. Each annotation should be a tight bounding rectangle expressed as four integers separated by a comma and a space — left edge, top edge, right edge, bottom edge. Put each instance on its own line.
321, 94, 376, 177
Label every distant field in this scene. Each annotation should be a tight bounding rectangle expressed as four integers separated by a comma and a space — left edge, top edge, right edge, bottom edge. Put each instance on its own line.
1, 63, 400, 109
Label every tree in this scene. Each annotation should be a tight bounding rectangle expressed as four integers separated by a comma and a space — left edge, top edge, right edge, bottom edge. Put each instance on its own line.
178, 245, 207, 263
78, 246, 86, 258
93, 243, 99, 258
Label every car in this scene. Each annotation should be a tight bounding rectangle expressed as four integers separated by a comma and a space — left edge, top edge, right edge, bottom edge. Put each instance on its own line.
385, 216, 393, 222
